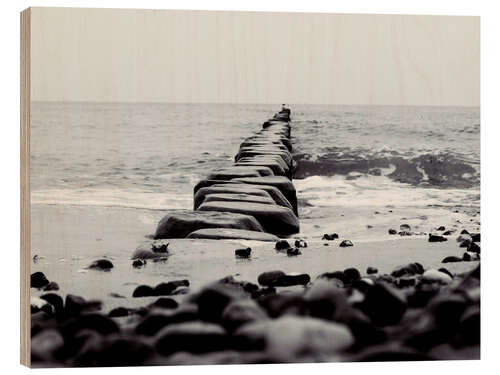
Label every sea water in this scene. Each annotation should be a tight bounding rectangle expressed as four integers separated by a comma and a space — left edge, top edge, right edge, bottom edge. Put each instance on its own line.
31, 102, 480, 213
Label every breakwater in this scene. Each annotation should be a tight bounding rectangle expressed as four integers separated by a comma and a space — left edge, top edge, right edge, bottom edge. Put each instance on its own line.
154, 107, 300, 240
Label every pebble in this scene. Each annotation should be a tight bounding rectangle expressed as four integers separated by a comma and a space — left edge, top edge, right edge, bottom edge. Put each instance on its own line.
422, 269, 452, 284
88, 259, 114, 271
362, 283, 407, 326
132, 259, 147, 268
467, 242, 480, 253
235, 247, 252, 258
463, 252, 480, 262
428, 234, 447, 242
275, 240, 291, 250
132, 285, 155, 298
286, 247, 301, 256
400, 224, 411, 231
343, 267, 361, 283
388, 229, 398, 235
366, 266, 378, 274
442, 256, 462, 263
339, 239, 353, 247
294, 239, 308, 248
322, 233, 339, 241
31, 272, 49, 288
257, 270, 310, 287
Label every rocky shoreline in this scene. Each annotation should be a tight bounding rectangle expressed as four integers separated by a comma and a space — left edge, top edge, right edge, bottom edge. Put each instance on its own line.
30, 108, 480, 366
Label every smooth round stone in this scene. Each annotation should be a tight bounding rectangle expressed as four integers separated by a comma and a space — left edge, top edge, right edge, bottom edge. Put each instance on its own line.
422, 269, 453, 284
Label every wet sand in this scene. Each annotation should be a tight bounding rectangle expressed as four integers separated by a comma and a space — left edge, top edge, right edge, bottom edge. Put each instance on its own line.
31, 203, 479, 313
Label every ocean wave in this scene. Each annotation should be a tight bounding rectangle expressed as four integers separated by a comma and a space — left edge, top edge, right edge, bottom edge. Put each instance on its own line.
293, 148, 479, 189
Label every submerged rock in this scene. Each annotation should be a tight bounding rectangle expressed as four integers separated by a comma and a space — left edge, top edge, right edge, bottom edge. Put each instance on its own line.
187, 228, 278, 242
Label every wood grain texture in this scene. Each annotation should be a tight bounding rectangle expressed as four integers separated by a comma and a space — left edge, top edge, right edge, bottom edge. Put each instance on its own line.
20, 7, 31, 368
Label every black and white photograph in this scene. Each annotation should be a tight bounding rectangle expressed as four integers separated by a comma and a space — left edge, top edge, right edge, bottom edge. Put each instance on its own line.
21, 6, 480, 367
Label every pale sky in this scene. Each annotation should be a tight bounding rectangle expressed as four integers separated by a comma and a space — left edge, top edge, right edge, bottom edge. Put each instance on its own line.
30, 7, 480, 106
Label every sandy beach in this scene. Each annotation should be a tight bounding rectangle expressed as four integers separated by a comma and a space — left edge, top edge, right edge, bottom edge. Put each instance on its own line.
31, 203, 479, 313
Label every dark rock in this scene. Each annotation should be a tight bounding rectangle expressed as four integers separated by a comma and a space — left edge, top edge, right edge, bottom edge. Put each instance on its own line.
72, 336, 154, 367
286, 247, 301, 256
151, 297, 179, 310
398, 231, 413, 236
471, 233, 480, 242
294, 239, 308, 248
460, 229, 470, 235
366, 266, 378, 274
437, 226, 446, 231
257, 270, 286, 286
318, 271, 346, 284
197, 201, 299, 236
40, 293, 64, 316
322, 233, 339, 240
391, 263, 424, 277
235, 316, 354, 358
187, 228, 278, 241
458, 306, 480, 345
438, 268, 454, 279
257, 271, 310, 287
339, 239, 354, 247
88, 259, 114, 271
154, 210, 264, 239
388, 229, 398, 235
31, 272, 49, 288
193, 283, 245, 323
427, 293, 467, 329
60, 313, 120, 339
135, 304, 199, 336
221, 299, 269, 333
152, 240, 169, 253
395, 277, 416, 288
235, 247, 252, 258
65, 294, 102, 318
275, 239, 291, 250
132, 259, 147, 268
362, 283, 407, 326
443, 230, 454, 235
153, 282, 177, 296
108, 307, 130, 318
442, 256, 462, 263
459, 239, 472, 248
463, 251, 480, 261
407, 284, 440, 308
31, 297, 54, 315
429, 234, 447, 242
422, 269, 452, 284
132, 285, 155, 298
352, 343, 432, 361
43, 281, 59, 291
304, 280, 351, 321
31, 329, 64, 362
343, 268, 361, 283
467, 241, 480, 253
155, 321, 231, 356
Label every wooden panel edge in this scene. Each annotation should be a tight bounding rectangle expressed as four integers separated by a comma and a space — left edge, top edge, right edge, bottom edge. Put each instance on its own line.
20, 7, 31, 368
